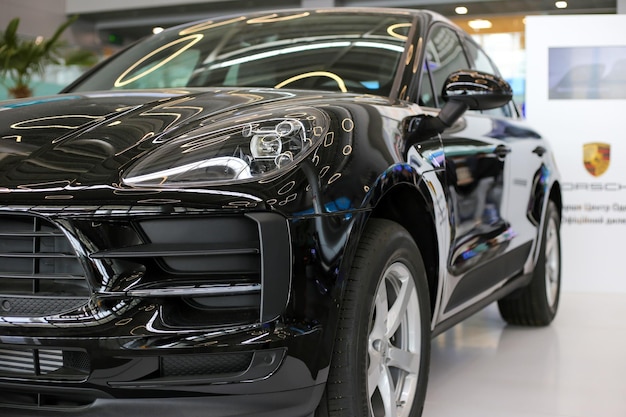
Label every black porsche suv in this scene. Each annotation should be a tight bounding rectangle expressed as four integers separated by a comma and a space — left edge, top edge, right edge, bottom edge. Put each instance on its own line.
0, 8, 561, 417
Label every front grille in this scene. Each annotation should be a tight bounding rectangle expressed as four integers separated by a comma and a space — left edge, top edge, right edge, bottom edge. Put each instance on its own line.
138, 216, 263, 279
89, 216, 263, 283
161, 352, 253, 377
0, 212, 291, 326
0, 214, 90, 316
89, 216, 265, 327
0, 347, 90, 380
86, 213, 291, 325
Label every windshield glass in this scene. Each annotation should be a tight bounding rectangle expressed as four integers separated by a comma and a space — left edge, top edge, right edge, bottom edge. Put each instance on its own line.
69, 11, 413, 96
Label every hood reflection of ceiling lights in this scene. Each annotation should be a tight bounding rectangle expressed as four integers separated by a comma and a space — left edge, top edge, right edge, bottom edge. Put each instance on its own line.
555, 1, 568, 8
468, 19, 493, 30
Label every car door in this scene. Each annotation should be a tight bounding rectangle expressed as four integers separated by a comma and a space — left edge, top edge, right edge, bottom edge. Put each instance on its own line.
419, 24, 529, 319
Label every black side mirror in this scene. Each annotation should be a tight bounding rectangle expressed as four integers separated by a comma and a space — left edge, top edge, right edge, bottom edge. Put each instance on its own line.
438, 69, 512, 128
406, 70, 513, 152
438, 70, 513, 127
442, 69, 513, 111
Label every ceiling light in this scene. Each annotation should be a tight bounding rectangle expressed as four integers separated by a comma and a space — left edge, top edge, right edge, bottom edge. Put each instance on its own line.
152, 27, 164, 34
468, 19, 493, 30
555, 1, 568, 8
455, 6, 468, 15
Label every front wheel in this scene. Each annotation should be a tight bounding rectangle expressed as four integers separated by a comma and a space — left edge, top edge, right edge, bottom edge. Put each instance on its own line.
321, 219, 430, 417
498, 200, 561, 326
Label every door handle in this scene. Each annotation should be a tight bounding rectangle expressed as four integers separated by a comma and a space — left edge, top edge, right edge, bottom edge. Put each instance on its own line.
532, 146, 547, 156
495, 145, 511, 159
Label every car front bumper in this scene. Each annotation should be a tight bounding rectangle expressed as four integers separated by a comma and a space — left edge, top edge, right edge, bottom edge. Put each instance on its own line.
0, 207, 345, 416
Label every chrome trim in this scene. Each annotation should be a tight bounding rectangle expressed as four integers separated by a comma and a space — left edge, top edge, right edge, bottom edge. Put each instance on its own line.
100, 283, 262, 298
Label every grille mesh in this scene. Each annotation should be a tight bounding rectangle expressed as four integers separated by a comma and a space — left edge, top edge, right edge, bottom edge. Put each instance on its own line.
0, 214, 90, 316
0, 347, 89, 379
161, 352, 253, 377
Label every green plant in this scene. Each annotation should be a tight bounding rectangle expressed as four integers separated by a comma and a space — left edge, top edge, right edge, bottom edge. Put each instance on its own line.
0, 16, 80, 98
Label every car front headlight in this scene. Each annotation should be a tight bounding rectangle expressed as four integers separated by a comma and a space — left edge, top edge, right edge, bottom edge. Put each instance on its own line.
122, 107, 329, 187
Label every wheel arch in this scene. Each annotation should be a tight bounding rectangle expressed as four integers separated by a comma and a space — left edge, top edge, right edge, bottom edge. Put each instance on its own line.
368, 182, 440, 318
549, 180, 562, 219
532, 178, 562, 262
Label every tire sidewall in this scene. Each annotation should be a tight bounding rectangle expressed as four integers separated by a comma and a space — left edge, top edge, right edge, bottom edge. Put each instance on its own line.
539, 201, 561, 317
331, 220, 430, 417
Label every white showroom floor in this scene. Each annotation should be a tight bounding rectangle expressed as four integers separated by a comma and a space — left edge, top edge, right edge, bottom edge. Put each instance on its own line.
423, 292, 626, 417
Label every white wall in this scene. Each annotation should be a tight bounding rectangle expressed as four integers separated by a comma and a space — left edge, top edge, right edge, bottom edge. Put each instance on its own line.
66, 0, 217, 14
0, 0, 67, 39
526, 14, 626, 293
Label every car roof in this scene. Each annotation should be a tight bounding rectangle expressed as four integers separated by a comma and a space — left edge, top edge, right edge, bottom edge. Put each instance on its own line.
167, 7, 454, 35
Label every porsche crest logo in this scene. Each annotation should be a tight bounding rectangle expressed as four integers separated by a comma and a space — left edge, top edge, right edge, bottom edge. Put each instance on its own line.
583, 142, 610, 177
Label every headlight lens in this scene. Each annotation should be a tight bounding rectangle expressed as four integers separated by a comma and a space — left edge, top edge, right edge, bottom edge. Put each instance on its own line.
122, 108, 329, 187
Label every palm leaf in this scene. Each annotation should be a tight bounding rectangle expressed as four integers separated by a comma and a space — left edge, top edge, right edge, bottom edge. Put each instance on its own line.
0, 15, 85, 96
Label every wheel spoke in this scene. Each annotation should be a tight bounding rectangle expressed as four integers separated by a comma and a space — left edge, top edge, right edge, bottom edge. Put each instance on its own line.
371, 283, 389, 340
545, 227, 556, 258
368, 355, 382, 397
544, 218, 560, 307
386, 272, 415, 338
378, 365, 398, 417
387, 346, 420, 373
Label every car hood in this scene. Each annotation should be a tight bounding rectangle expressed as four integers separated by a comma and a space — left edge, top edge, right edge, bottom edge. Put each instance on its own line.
0, 88, 350, 191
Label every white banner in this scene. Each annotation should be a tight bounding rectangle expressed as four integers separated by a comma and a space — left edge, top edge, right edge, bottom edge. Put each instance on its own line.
526, 15, 626, 293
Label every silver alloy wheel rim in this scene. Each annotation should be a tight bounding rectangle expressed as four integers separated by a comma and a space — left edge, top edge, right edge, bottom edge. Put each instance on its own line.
544, 216, 560, 308
367, 262, 421, 417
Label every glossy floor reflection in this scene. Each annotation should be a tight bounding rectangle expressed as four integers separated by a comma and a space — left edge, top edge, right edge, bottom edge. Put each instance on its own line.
424, 292, 626, 417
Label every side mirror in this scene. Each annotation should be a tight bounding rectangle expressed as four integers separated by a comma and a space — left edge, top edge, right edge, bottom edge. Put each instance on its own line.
442, 69, 513, 111
406, 70, 513, 150
438, 70, 512, 128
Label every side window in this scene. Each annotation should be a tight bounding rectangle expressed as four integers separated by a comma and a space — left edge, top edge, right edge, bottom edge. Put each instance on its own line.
465, 40, 514, 118
421, 25, 470, 108
419, 43, 437, 107
465, 41, 497, 74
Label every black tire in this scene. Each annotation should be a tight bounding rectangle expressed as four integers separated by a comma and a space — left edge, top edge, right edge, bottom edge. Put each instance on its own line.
321, 218, 431, 417
498, 200, 561, 326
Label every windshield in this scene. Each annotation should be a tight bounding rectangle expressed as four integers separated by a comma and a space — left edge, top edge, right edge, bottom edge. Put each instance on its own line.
68, 11, 413, 96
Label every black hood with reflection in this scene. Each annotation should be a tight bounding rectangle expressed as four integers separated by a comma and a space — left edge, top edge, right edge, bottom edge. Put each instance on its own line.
0, 88, 322, 190
0, 88, 401, 218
